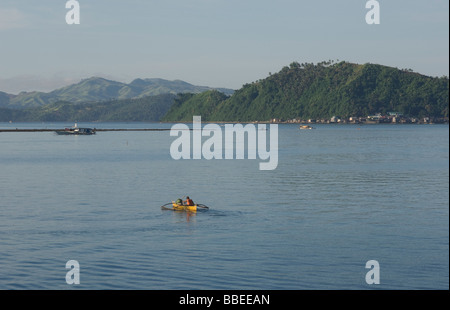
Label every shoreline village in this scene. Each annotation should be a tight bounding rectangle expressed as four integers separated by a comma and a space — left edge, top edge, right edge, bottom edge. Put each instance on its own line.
267, 113, 448, 124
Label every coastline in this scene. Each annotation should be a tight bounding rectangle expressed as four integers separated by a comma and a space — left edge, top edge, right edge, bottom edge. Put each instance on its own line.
0, 122, 448, 133
0, 128, 173, 133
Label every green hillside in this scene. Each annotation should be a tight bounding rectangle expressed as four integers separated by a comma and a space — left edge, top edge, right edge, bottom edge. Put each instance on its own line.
0, 91, 12, 106
162, 91, 230, 122
163, 61, 449, 122
0, 94, 176, 122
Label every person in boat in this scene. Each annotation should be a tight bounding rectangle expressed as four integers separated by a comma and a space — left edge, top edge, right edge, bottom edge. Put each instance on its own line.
175, 198, 183, 205
184, 196, 194, 206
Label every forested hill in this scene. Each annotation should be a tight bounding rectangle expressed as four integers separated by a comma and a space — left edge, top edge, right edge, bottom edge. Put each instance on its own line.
162, 61, 449, 122
0, 94, 176, 122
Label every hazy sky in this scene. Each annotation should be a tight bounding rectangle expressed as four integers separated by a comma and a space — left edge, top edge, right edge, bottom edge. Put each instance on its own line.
0, 0, 448, 94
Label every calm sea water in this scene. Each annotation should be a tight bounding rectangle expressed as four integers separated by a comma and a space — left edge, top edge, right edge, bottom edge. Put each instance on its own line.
0, 122, 448, 290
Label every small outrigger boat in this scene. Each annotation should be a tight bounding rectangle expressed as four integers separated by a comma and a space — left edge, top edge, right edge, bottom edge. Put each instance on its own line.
299, 125, 314, 130
160, 201, 209, 212
55, 123, 96, 135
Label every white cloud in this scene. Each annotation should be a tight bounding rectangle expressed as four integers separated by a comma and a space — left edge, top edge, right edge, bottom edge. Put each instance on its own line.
0, 8, 28, 31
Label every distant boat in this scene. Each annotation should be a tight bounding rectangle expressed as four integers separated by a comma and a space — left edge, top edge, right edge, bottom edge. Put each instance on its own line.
55, 123, 96, 135
299, 125, 314, 130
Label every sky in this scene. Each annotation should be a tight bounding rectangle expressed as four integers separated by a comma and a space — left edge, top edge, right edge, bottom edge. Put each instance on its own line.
0, 0, 448, 94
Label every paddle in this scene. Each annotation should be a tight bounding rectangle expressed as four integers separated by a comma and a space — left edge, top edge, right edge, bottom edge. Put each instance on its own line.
160, 202, 173, 210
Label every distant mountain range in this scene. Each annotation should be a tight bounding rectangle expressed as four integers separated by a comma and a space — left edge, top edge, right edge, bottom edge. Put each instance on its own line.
0, 77, 235, 109
0, 61, 448, 122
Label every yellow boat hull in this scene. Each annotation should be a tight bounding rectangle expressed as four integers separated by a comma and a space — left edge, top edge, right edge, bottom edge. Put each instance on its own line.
161, 202, 208, 212
172, 203, 197, 212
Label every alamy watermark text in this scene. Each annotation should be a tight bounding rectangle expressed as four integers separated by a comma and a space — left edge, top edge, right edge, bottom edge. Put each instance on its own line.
169, 116, 278, 170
